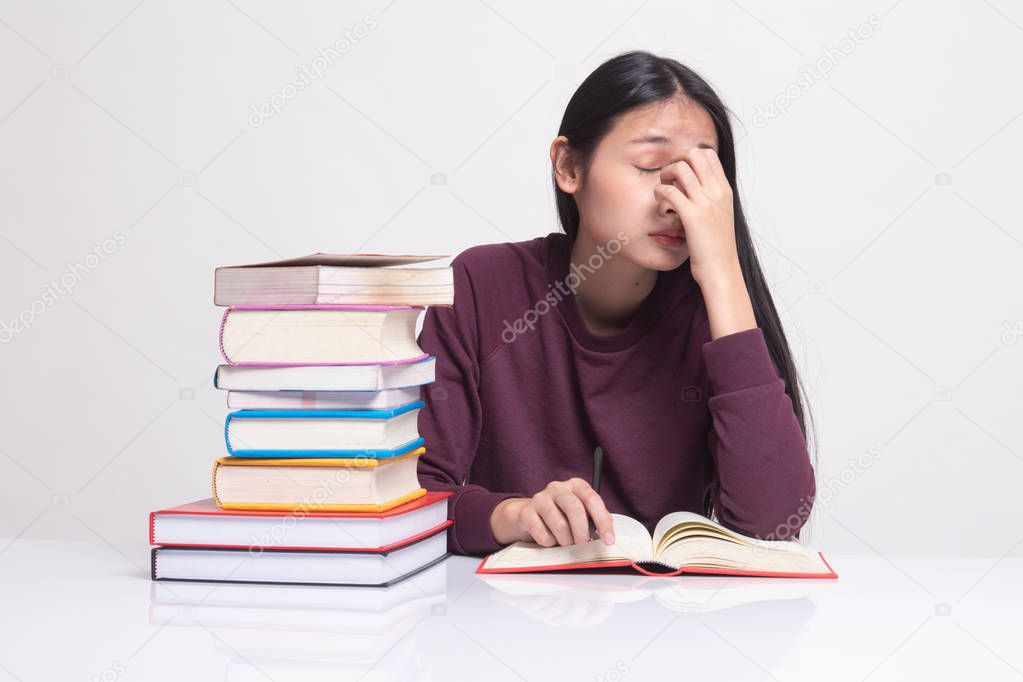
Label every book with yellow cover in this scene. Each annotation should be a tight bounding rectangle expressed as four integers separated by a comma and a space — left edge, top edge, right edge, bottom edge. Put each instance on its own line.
212, 447, 427, 512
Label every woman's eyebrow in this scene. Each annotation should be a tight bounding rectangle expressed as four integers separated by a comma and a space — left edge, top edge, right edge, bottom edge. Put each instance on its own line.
627, 135, 717, 151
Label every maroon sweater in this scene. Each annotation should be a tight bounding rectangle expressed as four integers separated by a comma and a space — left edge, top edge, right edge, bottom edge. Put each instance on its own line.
416, 232, 815, 556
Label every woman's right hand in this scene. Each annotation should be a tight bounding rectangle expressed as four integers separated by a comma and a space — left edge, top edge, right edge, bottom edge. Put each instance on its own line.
490, 478, 616, 547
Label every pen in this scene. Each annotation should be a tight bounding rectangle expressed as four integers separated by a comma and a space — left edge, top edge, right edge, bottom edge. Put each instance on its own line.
588, 445, 603, 541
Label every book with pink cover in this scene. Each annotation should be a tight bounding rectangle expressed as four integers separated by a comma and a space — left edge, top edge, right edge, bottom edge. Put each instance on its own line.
218, 305, 428, 366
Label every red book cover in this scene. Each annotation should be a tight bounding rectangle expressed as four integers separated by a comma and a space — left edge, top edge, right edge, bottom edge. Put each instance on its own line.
150, 491, 452, 553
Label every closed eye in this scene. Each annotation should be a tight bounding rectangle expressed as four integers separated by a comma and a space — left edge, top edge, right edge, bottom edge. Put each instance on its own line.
636, 166, 661, 174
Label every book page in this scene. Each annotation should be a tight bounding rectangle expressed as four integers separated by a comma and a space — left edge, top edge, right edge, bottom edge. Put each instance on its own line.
659, 537, 830, 575
651, 511, 744, 555
654, 512, 821, 556
651, 512, 830, 575
482, 513, 653, 570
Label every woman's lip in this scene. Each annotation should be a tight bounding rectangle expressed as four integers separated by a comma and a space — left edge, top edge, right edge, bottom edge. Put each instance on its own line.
650, 232, 685, 246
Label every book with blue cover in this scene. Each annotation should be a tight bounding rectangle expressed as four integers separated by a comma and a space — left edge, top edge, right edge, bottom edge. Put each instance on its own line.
224, 401, 425, 457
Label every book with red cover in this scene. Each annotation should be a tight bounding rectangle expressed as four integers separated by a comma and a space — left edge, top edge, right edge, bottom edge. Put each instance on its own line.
477, 552, 837, 579
475, 512, 837, 579
151, 491, 452, 552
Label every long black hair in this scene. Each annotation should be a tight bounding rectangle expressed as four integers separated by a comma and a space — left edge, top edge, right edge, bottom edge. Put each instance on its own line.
552, 50, 814, 452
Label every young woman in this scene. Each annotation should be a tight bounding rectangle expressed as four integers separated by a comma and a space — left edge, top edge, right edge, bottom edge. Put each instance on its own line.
416, 50, 815, 556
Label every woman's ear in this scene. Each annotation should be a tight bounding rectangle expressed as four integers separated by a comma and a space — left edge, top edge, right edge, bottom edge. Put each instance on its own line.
550, 135, 581, 194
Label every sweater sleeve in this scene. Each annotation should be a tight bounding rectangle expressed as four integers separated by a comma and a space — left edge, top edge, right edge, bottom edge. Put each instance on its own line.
702, 326, 815, 541
415, 255, 523, 556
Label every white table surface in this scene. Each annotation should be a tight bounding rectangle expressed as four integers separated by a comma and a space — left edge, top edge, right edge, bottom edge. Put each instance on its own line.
1, 538, 1020, 682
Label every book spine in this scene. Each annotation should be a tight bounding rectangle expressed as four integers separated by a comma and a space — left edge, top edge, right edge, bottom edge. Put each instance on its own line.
211, 460, 223, 507
223, 413, 234, 455
218, 308, 231, 364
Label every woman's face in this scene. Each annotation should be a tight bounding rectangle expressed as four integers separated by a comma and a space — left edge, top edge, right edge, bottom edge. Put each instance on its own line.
568, 96, 719, 272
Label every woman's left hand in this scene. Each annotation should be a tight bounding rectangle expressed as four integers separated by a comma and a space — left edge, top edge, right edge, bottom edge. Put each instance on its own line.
652, 146, 741, 288
653, 147, 757, 339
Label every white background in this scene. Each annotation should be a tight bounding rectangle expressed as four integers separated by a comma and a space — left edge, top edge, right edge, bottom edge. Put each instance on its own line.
1, 0, 1021, 560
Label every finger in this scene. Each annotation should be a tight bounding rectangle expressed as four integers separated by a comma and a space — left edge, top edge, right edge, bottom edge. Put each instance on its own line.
569, 479, 615, 544
519, 505, 557, 547
684, 147, 731, 201
660, 160, 703, 200
553, 491, 591, 545
699, 147, 731, 188
680, 147, 715, 189
536, 494, 575, 546
653, 183, 693, 220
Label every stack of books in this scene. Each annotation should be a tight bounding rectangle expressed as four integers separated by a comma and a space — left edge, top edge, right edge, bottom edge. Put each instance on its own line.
150, 253, 456, 587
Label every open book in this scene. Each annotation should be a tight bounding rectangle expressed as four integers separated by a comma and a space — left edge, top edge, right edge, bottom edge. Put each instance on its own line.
477, 512, 836, 579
